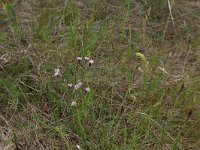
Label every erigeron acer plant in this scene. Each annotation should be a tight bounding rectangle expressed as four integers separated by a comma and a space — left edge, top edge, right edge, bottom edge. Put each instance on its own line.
53, 56, 94, 107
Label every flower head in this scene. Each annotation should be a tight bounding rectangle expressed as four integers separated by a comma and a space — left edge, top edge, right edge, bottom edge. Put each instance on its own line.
89, 59, 94, 66
71, 101, 77, 107
74, 81, 83, 90
54, 68, 61, 77
84, 56, 90, 61
68, 83, 73, 88
84, 57, 90, 64
85, 87, 91, 93
77, 57, 82, 63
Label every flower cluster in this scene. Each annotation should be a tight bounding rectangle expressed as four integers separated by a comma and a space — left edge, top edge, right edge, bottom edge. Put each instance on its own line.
77, 56, 94, 66
70, 84, 91, 107
53, 56, 93, 108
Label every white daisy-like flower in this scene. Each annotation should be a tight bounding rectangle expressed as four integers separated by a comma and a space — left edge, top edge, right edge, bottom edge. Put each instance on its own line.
54, 68, 61, 77
74, 81, 83, 90
85, 87, 91, 92
89, 59, 94, 66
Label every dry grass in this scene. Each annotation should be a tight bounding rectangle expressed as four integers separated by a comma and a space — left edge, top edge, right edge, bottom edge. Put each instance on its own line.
1, 0, 200, 149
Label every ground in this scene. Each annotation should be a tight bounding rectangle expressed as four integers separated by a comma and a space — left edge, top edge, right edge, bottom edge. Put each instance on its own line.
0, 0, 200, 149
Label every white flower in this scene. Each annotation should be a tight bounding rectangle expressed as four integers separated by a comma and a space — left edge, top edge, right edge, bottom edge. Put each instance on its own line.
74, 81, 83, 90
77, 57, 82, 63
71, 101, 77, 107
85, 87, 91, 92
54, 68, 61, 77
68, 83, 73, 87
84, 57, 90, 61
89, 59, 94, 66
84, 57, 90, 64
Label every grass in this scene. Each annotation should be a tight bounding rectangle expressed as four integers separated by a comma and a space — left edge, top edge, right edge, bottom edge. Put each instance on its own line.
1, 0, 200, 149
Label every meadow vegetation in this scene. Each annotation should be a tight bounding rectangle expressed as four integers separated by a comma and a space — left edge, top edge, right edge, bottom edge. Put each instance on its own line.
0, 0, 200, 149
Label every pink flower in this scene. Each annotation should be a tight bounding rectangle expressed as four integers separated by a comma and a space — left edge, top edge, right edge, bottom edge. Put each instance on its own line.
54, 68, 61, 77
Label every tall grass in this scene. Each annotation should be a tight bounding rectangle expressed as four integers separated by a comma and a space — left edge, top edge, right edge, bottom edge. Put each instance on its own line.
0, 0, 200, 149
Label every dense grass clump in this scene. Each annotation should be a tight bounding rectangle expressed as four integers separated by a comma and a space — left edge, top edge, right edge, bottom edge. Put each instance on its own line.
1, 0, 200, 149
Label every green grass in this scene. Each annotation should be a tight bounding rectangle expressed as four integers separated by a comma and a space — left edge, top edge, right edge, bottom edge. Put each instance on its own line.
1, 0, 200, 149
